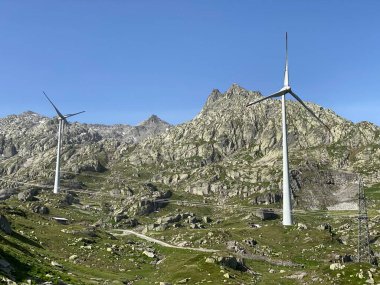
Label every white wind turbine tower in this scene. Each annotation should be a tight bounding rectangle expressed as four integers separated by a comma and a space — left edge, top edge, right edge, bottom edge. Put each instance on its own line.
44, 92, 85, 194
246, 33, 329, 226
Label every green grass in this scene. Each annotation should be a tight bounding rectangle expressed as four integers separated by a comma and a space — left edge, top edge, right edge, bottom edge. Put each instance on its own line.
1, 181, 380, 284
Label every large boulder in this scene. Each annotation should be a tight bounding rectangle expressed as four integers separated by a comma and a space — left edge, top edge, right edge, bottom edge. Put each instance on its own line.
59, 193, 80, 206
216, 256, 244, 270
255, 208, 278, 221
0, 188, 17, 200
18, 188, 39, 202
0, 215, 12, 234
32, 205, 50, 215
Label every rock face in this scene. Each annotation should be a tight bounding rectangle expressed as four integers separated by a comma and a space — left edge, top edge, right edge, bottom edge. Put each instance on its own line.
0, 85, 379, 209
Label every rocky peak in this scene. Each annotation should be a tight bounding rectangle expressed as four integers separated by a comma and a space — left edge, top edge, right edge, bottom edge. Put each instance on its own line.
139, 115, 170, 129
226, 83, 247, 96
0, 111, 48, 132
21, 111, 43, 117
205, 89, 223, 106
200, 84, 262, 117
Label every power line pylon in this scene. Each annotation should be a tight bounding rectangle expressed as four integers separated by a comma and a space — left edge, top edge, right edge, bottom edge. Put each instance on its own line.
357, 176, 372, 263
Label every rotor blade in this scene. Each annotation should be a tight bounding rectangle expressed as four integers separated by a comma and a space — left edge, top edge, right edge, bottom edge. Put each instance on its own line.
289, 90, 330, 131
246, 90, 285, 107
284, 32, 289, 87
43, 91, 65, 120
64, 111, 85, 119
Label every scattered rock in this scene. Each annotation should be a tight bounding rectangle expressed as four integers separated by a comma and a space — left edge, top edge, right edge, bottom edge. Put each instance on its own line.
337, 235, 349, 245
0, 259, 12, 274
0, 188, 17, 200
243, 239, 257, 247
59, 193, 79, 206
143, 250, 156, 258
249, 223, 262, 228
286, 272, 307, 280
157, 214, 181, 224
217, 256, 243, 270
0, 215, 12, 234
18, 188, 39, 202
177, 241, 190, 247
155, 223, 169, 231
205, 257, 216, 263
223, 272, 231, 278
297, 223, 308, 230
177, 278, 190, 284
255, 209, 278, 221
32, 205, 49, 215
69, 255, 78, 261
117, 218, 138, 228
329, 263, 345, 270
203, 216, 212, 223
317, 223, 332, 232
329, 253, 354, 263
51, 261, 64, 268
0, 276, 17, 285
367, 270, 375, 284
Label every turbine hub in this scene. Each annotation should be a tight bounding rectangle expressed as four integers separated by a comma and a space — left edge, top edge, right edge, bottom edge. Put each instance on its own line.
281, 86, 291, 92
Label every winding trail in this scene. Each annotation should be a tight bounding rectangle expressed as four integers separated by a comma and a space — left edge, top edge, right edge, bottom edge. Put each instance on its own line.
112, 229, 219, 253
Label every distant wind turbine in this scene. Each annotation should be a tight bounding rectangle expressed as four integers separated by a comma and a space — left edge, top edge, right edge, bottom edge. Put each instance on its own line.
44, 92, 85, 194
246, 33, 329, 226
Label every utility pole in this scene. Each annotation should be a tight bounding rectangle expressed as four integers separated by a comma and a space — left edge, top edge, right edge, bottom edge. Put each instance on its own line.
357, 176, 372, 263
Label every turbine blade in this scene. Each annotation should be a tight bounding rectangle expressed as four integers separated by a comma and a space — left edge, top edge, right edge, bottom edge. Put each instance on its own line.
289, 90, 330, 131
284, 32, 289, 87
246, 90, 285, 107
43, 91, 65, 120
64, 111, 85, 118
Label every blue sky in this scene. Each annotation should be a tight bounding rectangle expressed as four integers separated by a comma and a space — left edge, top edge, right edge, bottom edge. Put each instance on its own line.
0, 0, 379, 126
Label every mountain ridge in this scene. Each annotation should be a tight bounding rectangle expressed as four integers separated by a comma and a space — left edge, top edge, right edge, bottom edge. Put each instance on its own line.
0, 84, 379, 210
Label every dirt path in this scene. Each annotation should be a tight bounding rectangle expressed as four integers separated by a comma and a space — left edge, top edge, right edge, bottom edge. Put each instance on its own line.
112, 229, 219, 253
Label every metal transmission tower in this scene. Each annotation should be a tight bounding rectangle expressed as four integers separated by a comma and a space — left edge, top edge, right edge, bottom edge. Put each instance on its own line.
357, 176, 372, 263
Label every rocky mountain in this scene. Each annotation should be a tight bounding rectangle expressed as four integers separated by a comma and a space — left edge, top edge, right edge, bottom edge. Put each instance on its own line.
122, 84, 380, 209
1, 85, 380, 284
0, 84, 379, 210
0, 111, 170, 183
84, 114, 171, 143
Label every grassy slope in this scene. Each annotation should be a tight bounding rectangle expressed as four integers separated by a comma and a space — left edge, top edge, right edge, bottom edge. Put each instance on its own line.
0, 178, 379, 284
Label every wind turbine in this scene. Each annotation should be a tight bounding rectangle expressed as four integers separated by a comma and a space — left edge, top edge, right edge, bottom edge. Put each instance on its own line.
44, 92, 85, 194
246, 33, 329, 226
